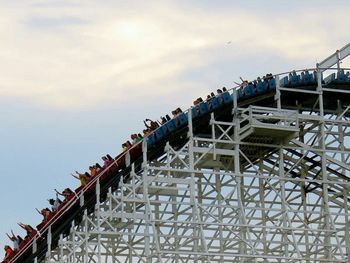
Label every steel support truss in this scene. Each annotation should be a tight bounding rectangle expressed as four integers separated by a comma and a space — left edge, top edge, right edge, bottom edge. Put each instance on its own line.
42, 100, 350, 263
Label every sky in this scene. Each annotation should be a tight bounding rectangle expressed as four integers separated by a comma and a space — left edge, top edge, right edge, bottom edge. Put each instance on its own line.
1, 0, 350, 254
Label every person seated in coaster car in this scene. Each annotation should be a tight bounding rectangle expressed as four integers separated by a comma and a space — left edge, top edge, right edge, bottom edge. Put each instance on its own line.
131, 134, 142, 144
55, 188, 74, 202
300, 71, 305, 83
206, 95, 213, 109
172, 107, 182, 117
288, 72, 292, 85
193, 98, 202, 114
172, 107, 183, 125
130, 133, 137, 145
89, 165, 98, 178
159, 116, 168, 125
235, 77, 248, 96
143, 119, 159, 131
71, 171, 90, 186
3, 245, 14, 262
143, 128, 152, 137
219, 87, 227, 103
6, 231, 23, 252
101, 155, 113, 168
240, 77, 248, 90
48, 193, 62, 212
36, 208, 52, 222
121, 143, 128, 152
266, 73, 273, 80
18, 223, 36, 240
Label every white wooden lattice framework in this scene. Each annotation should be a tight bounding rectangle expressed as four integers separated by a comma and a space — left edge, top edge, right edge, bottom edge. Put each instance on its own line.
41, 80, 350, 262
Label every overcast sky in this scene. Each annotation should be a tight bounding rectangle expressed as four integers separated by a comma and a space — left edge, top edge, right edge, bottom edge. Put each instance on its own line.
1, 0, 350, 254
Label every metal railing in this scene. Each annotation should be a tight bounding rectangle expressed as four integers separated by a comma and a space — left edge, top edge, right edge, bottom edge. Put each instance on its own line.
7, 66, 350, 263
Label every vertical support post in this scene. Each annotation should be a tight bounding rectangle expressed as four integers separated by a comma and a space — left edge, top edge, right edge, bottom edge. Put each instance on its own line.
95, 177, 102, 263
97, 232, 101, 263
275, 75, 281, 110
338, 106, 350, 258
80, 192, 84, 207
299, 123, 310, 262
128, 226, 133, 263
236, 173, 247, 260
188, 108, 198, 263
190, 182, 198, 263
142, 137, 152, 262
59, 234, 64, 262
336, 50, 341, 72
216, 171, 224, 263
142, 141, 151, 262
344, 186, 350, 259
258, 159, 268, 262
211, 112, 216, 160
84, 210, 89, 263
128, 165, 134, 263
172, 187, 179, 263
142, 139, 162, 262
142, 175, 153, 263
142, 134, 148, 167
279, 148, 288, 258
96, 178, 101, 210
111, 236, 116, 263
316, 70, 324, 116
233, 98, 246, 260
72, 222, 76, 262
316, 67, 332, 260
47, 226, 52, 260
32, 237, 37, 263
188, 108, 209, 262
155, 178, 161, 255
233, 87, 237, 110
108, 187, 113, 221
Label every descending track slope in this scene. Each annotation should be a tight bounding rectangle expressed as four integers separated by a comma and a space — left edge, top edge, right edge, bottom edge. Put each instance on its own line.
4, 44, 350, 263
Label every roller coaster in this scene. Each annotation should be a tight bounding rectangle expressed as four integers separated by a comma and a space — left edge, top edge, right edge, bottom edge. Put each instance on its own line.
3, 43, 350, 262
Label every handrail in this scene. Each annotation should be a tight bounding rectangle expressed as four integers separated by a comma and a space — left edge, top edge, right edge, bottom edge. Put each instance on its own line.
8, 141, 143, 263
6, 66, 350, 263
317, 43, 350, 72
267, 67, 350, 79
8, 83, 241, 261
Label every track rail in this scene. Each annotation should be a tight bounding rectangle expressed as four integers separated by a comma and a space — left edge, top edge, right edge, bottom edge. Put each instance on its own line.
4, 67, 350, 263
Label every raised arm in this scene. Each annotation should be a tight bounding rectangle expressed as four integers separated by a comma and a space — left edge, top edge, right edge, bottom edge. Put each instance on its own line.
54, 189, 64, 196
143, 120, 151, 129
71, 174, 79, 180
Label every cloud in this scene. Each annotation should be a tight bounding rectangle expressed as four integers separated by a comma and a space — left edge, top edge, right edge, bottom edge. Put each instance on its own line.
25, 16, 87, 29
0, 1, 348, 110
